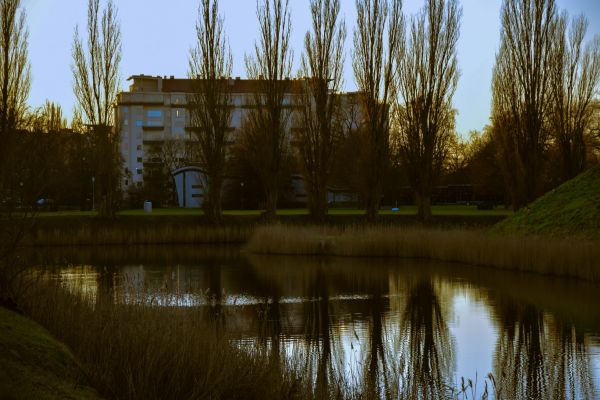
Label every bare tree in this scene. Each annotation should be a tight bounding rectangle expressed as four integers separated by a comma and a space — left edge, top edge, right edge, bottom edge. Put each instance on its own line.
491, 0, 557, 210
71, 0, 122, 218
188, 0, 233, 222
72, 0, 120, 126
242, 0, 294, 220
395, 0, 461, 221
0, 0, 30, 176
297, 0, 346, 222
29, 100, 68, 132
549, 13, 600, 181
352, 0, 403, 221
591, 101, 600, 152
0, 0, 30, 309
153, 135, 191, 206
0, 0, 28, 134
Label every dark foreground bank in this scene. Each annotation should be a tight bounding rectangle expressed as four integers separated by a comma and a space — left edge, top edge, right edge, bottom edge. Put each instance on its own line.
0, 306, 102, 400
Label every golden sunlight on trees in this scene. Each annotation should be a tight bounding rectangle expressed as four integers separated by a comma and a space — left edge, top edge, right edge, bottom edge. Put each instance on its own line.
352, 0, 403, 221
296, 0, 346, 222
188, 0, 234, 222
0, 0, 30, 307
0, 0, 30, 182
395, 0, 461, 222
29, 100, 68, 133
492, 0, 557, 210
0, 0, 29, 136
549, 13, 600, 182
71, 0, 122, 218
241, 0, 294, 220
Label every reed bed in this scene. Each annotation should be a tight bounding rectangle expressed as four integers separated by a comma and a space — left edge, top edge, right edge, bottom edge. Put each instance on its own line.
18, 279, 494, 400
26, 223, 253, 246
245, 225, 600, 282
21, 281, 303, 400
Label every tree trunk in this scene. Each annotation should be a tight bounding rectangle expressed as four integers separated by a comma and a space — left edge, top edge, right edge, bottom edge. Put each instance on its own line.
308, 177, 328, 223
416, 191, 432, 222
204, 173, 222, 223
263, 187, 278, 221
365, 193, 379, 222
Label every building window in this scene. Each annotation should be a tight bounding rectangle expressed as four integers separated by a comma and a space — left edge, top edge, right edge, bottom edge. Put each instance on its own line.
147, 110, 162, 118
123, 119, 128, 126
136, 168, 143, 175
137, 157, 142, 163
135, 120, 143, 127
123, 106, 129, 113
137, 145, 142, 151
125, 179, 129, 186
175, 109, 183, 118
146, 120, 162, 127
192, 185, 202, 189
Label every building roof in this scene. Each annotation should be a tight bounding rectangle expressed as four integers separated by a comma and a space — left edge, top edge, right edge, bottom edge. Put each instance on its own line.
126, 75, 305, 94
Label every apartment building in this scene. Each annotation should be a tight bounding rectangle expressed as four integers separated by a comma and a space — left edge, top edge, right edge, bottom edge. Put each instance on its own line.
116, 74, 361, 208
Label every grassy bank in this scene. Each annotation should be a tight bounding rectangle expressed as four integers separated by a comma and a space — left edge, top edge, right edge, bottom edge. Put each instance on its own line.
495, 166, 600, 239
245, 225, 600, 281
0, 306, 102, 400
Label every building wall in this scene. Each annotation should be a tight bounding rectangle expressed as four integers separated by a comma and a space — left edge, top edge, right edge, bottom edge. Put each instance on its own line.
116, 75, 361, 206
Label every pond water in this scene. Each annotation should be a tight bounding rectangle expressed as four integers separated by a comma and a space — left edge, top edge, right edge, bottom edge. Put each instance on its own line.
29, 245, 600, 399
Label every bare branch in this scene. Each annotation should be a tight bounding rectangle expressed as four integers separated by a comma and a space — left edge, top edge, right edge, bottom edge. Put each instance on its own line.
240, 0, 294, 219
352, 0, 404, 220
187, 0, 233, 221
395, 0, 461, 221
296, 0, 346, 221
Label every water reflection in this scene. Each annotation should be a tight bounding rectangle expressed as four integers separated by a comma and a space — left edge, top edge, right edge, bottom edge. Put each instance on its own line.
31, 246, 600, 399
492, 300, 596, 399
398, 278, 454, 399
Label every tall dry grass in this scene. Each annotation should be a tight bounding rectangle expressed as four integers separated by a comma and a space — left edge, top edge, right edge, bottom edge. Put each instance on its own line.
245, 225, 600, 281
20, 279, 496, 400
26, 224, 252, 246
22, 281, 302, 400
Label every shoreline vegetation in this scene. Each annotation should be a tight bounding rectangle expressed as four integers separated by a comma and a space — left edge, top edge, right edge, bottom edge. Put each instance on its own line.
17, 278, 495, 400
245, 225, 600, 282
8, 202, 598, 282
20, 207, 507, 247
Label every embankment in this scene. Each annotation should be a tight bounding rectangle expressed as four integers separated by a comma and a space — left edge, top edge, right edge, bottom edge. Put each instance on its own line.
0, 306, 102, 399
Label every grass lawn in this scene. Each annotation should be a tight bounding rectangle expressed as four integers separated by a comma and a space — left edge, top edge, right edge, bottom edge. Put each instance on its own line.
36, 205, 512, 218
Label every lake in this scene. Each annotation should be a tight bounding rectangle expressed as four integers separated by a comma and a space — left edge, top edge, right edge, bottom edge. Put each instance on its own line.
29, 245, 600, 399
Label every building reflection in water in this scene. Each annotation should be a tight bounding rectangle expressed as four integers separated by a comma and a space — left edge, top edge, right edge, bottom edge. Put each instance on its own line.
36, 247, 599, 399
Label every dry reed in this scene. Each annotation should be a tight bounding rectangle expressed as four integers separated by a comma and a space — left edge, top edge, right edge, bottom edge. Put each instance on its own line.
22, 281, 301, 400
26, 224, 252, 246
245, 225, 600, 281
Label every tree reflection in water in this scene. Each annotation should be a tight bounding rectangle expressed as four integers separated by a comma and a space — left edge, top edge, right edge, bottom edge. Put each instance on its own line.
302, 261, 334, 399
41, 248, 600, 399
493, 301, 595, 399
398, 278, 454, 399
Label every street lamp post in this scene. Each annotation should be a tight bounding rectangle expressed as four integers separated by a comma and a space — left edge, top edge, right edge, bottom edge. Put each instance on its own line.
92, 176, 96, 211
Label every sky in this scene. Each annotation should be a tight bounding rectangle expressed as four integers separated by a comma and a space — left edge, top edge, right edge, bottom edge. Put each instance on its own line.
23, 0, 600, 136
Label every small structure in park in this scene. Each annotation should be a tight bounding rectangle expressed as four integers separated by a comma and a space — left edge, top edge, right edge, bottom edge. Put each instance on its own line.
172, 166, 204, 208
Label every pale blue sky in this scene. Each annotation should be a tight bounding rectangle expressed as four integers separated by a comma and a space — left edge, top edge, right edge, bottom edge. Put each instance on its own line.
23, 0, 600, 135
